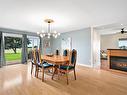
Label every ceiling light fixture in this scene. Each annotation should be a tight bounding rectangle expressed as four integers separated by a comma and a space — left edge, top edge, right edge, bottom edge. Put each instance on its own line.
37, 19, 60, 38
121, 24, 123, 26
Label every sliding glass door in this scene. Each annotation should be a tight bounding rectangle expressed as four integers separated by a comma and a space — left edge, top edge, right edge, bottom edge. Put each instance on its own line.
3, 34, 40, 65
4, 33, 22, 65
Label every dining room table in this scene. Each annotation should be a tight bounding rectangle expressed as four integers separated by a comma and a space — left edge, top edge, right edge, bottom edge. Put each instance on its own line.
41, 55, 70, 79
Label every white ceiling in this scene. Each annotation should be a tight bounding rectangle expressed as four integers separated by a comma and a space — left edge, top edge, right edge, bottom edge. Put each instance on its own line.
0, 0, 127, 33
95, 23, 127, 35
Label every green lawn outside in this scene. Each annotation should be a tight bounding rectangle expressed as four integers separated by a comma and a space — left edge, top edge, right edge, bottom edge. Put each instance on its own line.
5, 48, 32, 61
5, 49, 21, 61
5, 53, 21, 61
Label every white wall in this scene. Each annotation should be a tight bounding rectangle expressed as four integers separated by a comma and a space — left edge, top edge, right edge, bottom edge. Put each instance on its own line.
41, 27, 102, 68
101, 33, 127, 50
51, 28, 92, 66
101, 34, 118, 50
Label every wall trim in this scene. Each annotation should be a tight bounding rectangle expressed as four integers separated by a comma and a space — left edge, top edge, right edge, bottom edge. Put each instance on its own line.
90, 27, 94, 67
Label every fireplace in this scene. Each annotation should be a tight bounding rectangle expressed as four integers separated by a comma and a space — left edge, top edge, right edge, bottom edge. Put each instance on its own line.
110, 56, 127, 72
107, 49, 127, 72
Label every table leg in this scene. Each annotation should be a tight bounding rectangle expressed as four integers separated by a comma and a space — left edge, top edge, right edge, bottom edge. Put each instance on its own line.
52, 65, 59, 80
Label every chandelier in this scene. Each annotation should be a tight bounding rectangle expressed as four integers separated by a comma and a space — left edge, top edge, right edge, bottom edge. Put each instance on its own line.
37, 19, 60, 38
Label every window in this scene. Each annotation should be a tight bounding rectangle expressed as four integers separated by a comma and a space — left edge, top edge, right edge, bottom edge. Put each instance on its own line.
27, 36, 40, 49
118, 38, 127, 49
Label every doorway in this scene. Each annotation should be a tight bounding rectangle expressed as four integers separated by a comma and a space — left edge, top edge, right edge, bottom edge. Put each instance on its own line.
4, 33, 22, 65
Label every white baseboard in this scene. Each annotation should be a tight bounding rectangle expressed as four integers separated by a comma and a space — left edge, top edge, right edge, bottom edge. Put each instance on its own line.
77, 63, 92, 68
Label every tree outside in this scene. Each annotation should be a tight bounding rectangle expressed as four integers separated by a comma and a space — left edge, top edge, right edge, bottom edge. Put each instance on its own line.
5, 37, 30, 54
5, 37, 31, 62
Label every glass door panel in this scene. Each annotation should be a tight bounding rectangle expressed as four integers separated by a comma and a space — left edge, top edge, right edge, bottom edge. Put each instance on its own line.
4, 33, 22, 65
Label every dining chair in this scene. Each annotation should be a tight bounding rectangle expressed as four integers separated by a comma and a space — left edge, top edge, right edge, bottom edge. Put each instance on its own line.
58, 49, 77, 84
63, 49, 69, 65
35, 49, 54, 81
31, 50, 37, 77
56, 49, 59, 55
63, 49, 68, 56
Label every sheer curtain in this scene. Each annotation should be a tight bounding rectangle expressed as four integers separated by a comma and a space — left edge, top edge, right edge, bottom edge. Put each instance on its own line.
21, 34, 28, 64
0, 32, 6, 67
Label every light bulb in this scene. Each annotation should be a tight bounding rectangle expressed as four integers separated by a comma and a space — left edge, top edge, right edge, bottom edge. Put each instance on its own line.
43, 34, 45, 36
48, 36, 50, 39
55, 35, 57, 38
37, 32, 40, 34
40, 34, 43, 38
58, 33, 60, 35
48, 33, 51, 36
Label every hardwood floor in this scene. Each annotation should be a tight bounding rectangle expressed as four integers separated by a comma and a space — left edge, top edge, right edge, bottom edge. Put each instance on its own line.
0, 63, 127, 95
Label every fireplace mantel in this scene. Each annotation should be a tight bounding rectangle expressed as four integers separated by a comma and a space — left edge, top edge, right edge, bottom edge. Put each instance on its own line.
107, 49, 127, 57
107, 49, 127, 72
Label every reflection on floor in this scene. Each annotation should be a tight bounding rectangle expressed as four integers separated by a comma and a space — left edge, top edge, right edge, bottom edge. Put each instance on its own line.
6, 60, 21, 65
0, 63, 127, 95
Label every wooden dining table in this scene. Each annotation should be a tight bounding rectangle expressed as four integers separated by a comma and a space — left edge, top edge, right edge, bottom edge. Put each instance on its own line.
41, 55, 69, 65
41, 55, 70, 79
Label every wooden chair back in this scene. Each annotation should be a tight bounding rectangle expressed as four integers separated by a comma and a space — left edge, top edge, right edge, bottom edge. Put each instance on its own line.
63, 49, 69, 56
32, 49, 37, 65
38, 49, 42, 63
56, 49, 59, 55
34, 49, 42, 64
69, 49, 77, 67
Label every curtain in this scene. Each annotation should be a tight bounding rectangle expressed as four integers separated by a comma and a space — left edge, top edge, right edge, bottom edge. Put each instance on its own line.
0, 32, 6, 67
21, 34, 28, 64
39, 37, 43, 54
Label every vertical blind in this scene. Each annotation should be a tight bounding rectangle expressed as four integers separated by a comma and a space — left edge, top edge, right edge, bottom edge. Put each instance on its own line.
21, 34, 28, 64
0, 32, 6, 67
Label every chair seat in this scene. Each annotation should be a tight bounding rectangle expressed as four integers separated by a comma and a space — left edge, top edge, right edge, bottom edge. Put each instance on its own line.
38, 62, 53, 68
60, 65, 74, 70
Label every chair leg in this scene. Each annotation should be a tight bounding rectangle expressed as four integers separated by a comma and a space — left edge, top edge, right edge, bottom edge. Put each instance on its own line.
52, 66, 57, 80
52, 70, 55, 80
31, 64, 33, 75
36, 66, 38, 78
42, 68, 44, 82
66, 72, 69, 85
57, 69, 60, 80
52, 68, 54, 73
74, 69, 76, 80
